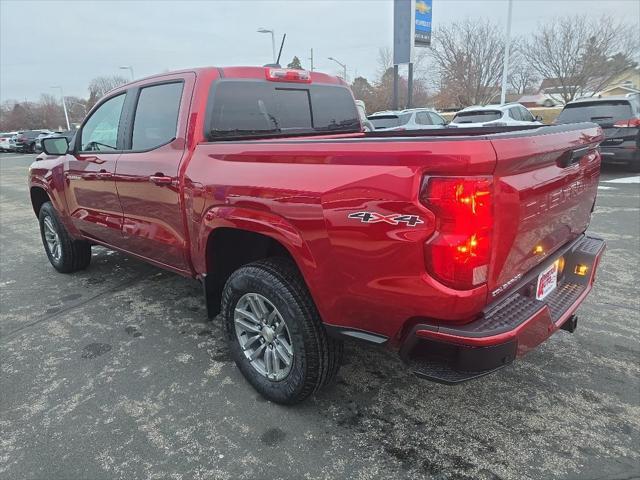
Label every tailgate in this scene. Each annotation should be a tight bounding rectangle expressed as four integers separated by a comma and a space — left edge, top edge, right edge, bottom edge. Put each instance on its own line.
487, 123, 603, 298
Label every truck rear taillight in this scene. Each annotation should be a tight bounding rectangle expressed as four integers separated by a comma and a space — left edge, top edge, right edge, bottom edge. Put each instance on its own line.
613, 118, 640, 128
265, 68, 311, 83
420, 177, 493, 290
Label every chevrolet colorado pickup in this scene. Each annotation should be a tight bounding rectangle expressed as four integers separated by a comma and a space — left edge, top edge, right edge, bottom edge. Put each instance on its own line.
30, 66, 605, 404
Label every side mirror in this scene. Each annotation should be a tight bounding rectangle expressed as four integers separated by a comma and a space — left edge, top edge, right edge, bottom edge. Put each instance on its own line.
534, 115, 543, 122
42, 137, 69, 156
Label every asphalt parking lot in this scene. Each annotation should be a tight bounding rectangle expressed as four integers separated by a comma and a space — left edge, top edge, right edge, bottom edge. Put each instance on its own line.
1, 152, 639, 480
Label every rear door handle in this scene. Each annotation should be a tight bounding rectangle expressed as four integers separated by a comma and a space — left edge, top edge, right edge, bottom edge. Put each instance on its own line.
149, 175, 173, 186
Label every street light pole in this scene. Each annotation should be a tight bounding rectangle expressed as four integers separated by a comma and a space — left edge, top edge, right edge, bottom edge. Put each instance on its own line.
51, 86, 70, 130
327, 57, 347, 82
257, 28, 276, 64
499, 0, 514, 105
120, 65, 135, 81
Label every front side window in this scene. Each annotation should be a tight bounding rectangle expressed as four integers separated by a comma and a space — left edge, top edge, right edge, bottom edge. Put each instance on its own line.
132, 82, 183, 150
509, 107, 523, 121
519, 106, 534, 121
81, 94, 125, 151
415, 112, 433, 125
428, 112, 446, 125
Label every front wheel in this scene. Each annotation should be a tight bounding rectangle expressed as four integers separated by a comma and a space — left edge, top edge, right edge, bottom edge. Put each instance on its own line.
39, 201, 91, 273
221, 258, 343, 404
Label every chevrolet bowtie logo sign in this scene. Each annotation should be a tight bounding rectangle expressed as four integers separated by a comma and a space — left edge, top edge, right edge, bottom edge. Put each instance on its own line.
416, 0, 430, 15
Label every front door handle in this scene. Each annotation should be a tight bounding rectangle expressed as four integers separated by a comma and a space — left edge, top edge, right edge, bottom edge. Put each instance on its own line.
149, 175, 173, 186
97, 169, 113, 179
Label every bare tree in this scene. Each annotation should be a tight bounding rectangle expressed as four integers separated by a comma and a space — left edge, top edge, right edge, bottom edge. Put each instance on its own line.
429, 20, 505, 106
508, 45, 539, 94
521, 16, 638, 102
87, 75, 128, 109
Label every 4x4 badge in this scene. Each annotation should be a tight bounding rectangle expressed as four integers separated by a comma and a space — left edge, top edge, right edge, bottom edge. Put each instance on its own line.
348, 211, 424, 227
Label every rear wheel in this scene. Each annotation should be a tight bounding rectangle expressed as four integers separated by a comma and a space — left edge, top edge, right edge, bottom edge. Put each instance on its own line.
39, 201, 91, 273
221, 257, 343, 404
628, 161, 640, 173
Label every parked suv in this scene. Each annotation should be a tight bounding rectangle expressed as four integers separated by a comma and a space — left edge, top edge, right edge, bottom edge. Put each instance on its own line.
450, 103, 543, 127
15, 130, 48, 153
368, 108, 447, 131
554, 94, 640, 171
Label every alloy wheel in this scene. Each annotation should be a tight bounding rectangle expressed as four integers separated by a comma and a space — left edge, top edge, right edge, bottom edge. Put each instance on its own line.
43, 216, 61, 262
234, 292, 294, 381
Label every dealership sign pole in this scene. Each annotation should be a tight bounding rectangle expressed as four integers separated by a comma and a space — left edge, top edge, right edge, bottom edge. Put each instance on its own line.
394, 0, 432, 109
499, 0, 514, 105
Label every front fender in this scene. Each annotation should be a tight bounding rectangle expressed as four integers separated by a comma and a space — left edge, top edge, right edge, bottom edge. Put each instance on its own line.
29, 159, 80, 238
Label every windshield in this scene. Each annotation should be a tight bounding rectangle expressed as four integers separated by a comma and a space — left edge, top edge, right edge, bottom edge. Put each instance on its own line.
556, 101, 633, 125
368, 114, 410, 129
452, 110, 502, 123
206, 81, 360, 140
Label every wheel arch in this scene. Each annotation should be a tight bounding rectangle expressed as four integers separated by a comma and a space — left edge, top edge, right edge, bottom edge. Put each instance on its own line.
199, 206, 320, 318
30, 185, 51, 217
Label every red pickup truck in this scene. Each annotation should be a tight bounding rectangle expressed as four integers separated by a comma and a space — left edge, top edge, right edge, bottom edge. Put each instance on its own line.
30, 66, 605, 404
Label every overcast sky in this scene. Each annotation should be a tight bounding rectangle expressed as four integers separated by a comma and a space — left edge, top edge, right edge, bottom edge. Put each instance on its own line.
1, 0, 638, 102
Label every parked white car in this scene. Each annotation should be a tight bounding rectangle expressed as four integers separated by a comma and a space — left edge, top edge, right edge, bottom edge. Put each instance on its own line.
450, 103, 543, 128
368, 108, 447, 131
0, 132, 18, 152
517, 93, 561, 108
355, 100, 375, 132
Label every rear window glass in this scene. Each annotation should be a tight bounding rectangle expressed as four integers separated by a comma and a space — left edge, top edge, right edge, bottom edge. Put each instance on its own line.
453, 110, 502, 123
206, 81, 359, 139
555, 101, 632, 125
368, 114, 410, 129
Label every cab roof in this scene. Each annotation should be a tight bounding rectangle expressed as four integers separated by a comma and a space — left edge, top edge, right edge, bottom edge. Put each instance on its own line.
118, 66, 347, 88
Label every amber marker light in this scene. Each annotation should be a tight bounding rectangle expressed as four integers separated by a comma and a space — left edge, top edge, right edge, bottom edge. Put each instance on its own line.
575, 264, 588, 276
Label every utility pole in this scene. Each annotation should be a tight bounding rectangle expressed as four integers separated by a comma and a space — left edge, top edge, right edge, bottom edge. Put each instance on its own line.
309, 48, 314, 71
392, 65, 399, 110
499, 0, 513, 105
120, 65, 135, 81
407, 62, 414, 109
328, 56, 347, 82
257, 28, 277, 64
51, 86, 70, 130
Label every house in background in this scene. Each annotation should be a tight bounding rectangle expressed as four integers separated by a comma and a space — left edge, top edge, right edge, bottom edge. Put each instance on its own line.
596, 67, 640, 96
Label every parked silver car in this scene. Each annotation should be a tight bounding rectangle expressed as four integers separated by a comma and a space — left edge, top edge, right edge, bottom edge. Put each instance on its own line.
367, 108, 447, 131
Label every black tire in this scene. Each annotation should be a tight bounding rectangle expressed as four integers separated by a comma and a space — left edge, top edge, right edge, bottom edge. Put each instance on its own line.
627, 162, 640, 173
39, 201, 91, 273
221, 257, 343, 404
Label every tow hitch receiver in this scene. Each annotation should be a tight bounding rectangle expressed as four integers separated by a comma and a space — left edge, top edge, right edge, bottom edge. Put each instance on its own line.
560, 314, 578, 333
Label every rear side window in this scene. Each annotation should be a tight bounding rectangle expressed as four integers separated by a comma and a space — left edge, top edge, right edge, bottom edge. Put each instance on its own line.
453, 110, 502, 123
206, 81, 359, 139
556, 101, 633, 125
132, 82, 184, 150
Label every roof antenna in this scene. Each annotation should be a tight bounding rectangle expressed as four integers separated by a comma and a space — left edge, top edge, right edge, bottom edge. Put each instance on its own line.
263, 34, 286, 68
276, 34, 286, 66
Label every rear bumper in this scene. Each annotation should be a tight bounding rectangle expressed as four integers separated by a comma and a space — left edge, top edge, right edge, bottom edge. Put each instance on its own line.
600, 144, 639, 164
400, 234, 605, 384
